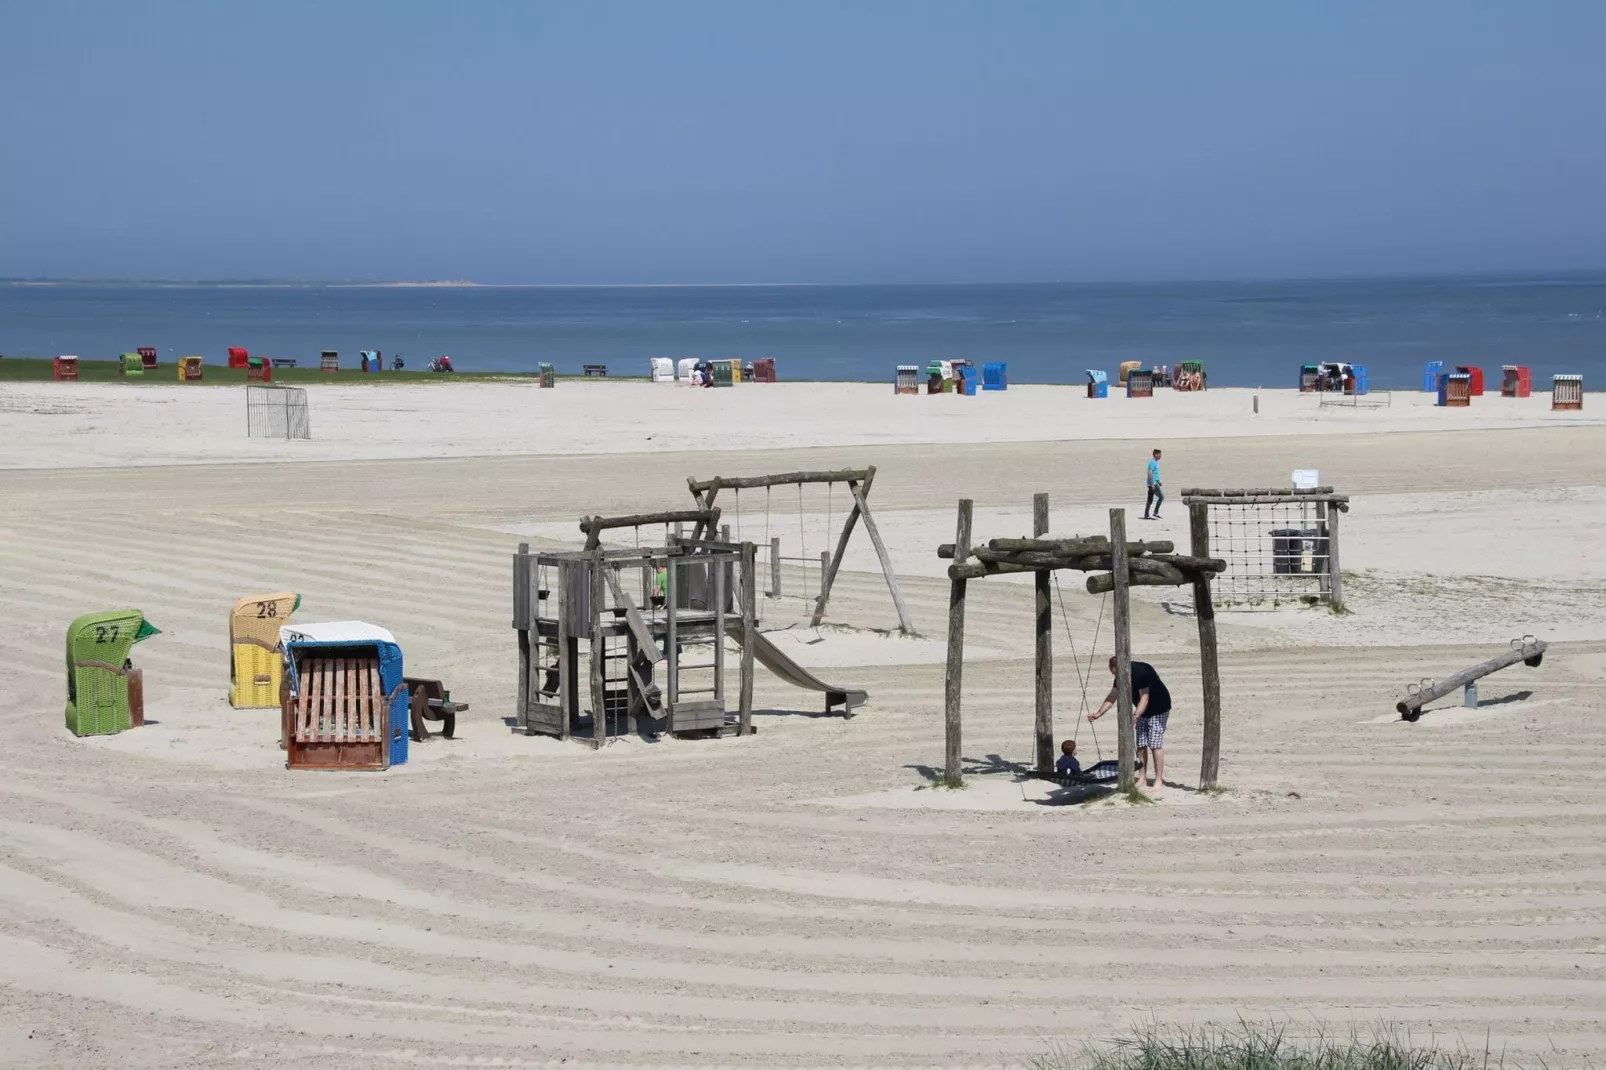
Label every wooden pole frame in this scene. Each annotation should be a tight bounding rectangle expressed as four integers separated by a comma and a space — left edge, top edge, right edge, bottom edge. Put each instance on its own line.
1190, 502, 1222, 789
1110, 508, 1137, 793
689, 465, 915, 634
943, 499, 972, 785
1033, 493, 1053, 773
935, 493, 1226, 797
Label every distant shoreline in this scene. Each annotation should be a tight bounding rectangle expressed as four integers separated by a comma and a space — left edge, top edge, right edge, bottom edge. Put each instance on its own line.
4, 269, 1605, 290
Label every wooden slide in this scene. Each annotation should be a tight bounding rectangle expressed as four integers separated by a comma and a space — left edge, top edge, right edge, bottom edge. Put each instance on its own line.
724, 623, 869, 716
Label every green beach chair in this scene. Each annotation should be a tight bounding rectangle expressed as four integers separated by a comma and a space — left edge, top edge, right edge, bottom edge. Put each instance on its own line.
119, 353, 144, 377
65, 610, 160, 736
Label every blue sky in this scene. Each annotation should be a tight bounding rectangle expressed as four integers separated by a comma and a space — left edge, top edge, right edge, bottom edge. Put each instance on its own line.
2, 1, 1602, 283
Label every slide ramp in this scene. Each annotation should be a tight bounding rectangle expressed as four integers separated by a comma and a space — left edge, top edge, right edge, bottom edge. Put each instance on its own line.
724, 623, 869, 715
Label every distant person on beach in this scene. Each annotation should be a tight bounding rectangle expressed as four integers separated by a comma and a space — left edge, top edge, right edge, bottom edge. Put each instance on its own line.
1143, 448, 1163, 520
1088, 655, 1172, 792
1055, 739, 1082, 777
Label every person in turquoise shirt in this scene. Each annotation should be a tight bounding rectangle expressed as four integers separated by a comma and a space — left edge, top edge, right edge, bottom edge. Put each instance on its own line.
1143, 448, 1164, 519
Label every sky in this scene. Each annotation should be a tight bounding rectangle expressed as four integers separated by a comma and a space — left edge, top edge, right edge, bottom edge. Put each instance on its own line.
2, 1, 1603, 284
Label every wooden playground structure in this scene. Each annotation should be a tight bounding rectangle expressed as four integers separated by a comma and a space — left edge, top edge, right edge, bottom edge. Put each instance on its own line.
513, 507, 759, 744
939, 494, 1227, 792
513, 487, 880, 746
686, 466, 915, 635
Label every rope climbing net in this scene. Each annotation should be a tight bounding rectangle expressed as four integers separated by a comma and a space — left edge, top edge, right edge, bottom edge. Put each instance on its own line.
1183, 487, 1349, 609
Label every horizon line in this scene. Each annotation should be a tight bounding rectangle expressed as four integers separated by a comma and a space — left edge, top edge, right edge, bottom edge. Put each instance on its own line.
4, 267, 1605, 290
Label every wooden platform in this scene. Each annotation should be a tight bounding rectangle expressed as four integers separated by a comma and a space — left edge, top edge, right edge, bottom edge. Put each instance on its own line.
282, 656, 388, 770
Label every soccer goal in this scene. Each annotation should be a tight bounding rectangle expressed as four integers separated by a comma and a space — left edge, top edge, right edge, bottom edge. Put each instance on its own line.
246, 385, 312, 440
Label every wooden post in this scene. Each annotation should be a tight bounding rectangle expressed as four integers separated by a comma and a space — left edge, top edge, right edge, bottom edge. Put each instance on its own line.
714, 551, 727, 711
811, 468, 878, 627
556, 559, 571, 740
1326, 506, 1344, 609
1110, 508, 1136, 792
819, 551, 830, 605
770, 536, 781, 598
1190, 502, 1222, 790
665, 556, 678, 715
1033, 493, 1053, 773
848, 480, 916, 634
516, 543, 531, 730
740, 541, 756, 735
943, 499, 973, 785
721, 524, 731, 544
590, 551, 607, 748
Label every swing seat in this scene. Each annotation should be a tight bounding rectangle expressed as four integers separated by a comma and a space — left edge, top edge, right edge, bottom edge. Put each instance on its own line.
1025, 759, 1138, 786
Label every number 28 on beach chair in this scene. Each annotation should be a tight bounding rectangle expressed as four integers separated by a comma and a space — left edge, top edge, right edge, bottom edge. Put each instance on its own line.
230, 592, 300, 708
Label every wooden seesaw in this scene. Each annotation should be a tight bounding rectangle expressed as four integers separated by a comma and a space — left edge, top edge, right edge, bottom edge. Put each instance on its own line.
1397, 635, 1546, 722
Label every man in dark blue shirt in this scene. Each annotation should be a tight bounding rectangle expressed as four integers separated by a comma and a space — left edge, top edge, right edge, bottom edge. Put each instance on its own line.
1088, 655, 1173, 793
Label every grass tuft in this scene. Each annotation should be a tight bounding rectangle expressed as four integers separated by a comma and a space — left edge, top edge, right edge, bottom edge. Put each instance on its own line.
1028, 1020, 1532, 1070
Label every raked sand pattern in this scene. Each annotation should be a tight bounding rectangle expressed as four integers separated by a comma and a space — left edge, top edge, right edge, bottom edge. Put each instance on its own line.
2, 384, 1605, 1067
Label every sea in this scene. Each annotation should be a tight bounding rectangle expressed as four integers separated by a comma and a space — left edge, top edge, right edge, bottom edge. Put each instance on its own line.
3, 274, 1603, 389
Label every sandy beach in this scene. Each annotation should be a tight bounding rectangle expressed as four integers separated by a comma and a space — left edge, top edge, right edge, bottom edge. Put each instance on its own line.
3, 380, 1605, 1067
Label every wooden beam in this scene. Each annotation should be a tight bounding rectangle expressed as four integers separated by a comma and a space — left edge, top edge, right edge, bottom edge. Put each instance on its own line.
1180, 486, 1335, 496
582, 509, 720, 549
1110, 508, 1137, 793
947, 548, 1211, 576
810, 467, 878, 627
515, 544, 531, 729
665, 557, 678, 714
849, 478, 915, 634
943, 499, 973, 785
687, 469, 872, 493
1326, 505, 1344, 609
1084, 571, 1191, 594
602, 567, 664, 662
1182, 494, 1350, 511
589, 551, 606, 748
557, 561, 571, 741
940, 538, 1176, 559
1190, 502, 1222, 790
739, 541, 756, 736
1034, 493, 1053, 774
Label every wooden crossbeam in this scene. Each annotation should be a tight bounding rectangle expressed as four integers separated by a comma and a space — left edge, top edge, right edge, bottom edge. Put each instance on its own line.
581, 509, 720, 550
687, 469, 872, 493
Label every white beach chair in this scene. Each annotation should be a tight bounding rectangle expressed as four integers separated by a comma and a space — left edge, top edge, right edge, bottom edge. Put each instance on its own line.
650, 357, 675, 383
677, 358, 698, 384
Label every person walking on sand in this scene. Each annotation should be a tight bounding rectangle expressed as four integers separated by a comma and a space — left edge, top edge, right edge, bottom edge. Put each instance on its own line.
1143, 448, 1164, 519
1088, 655, 1172, 792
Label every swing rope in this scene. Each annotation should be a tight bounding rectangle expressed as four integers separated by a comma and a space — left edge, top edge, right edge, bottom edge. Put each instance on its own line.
1053, 572, 1108, 761
797, 482, 809, 609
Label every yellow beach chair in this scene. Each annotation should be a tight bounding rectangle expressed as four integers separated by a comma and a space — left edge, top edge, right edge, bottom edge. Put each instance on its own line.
229, 591, 300, 707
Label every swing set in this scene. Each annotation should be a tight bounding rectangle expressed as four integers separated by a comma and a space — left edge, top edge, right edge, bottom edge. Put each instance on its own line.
687, 466, 914, 634
938, 492, 1228, 793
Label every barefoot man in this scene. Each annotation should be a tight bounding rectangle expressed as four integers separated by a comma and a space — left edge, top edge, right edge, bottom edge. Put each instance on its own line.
1088, 655, 1172, 792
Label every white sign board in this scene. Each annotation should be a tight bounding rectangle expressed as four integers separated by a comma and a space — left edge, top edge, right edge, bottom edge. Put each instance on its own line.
1292, 469, 1320, 490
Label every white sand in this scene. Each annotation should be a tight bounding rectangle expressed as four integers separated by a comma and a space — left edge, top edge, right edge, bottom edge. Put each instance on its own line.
1, 380, 1600, 468
3, 380, 1606, 1067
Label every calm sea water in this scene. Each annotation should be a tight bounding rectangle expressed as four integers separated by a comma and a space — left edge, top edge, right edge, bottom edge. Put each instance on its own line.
2, 276, 1602, 389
